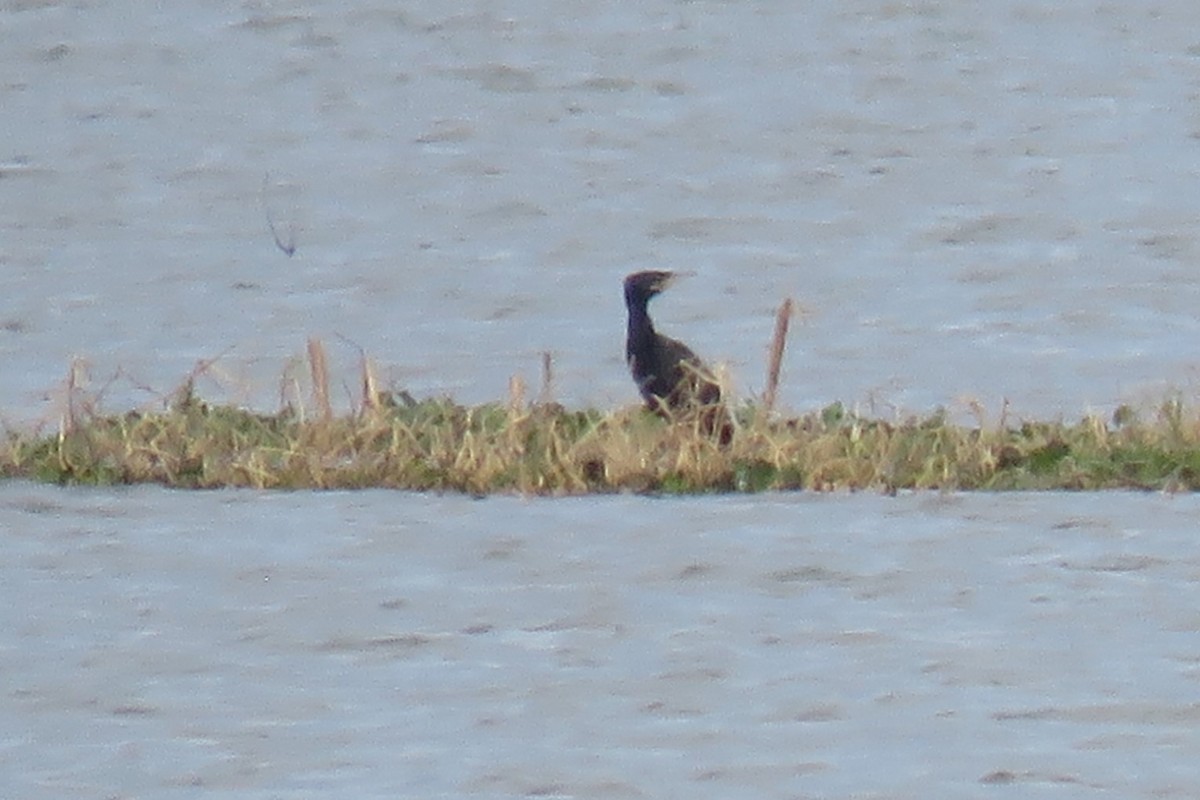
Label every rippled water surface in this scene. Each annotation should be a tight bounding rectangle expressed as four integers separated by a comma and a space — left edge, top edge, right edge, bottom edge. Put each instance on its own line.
5, 3, 1200, 798
5, 1, 1200, 418
3, 484, 1200, 798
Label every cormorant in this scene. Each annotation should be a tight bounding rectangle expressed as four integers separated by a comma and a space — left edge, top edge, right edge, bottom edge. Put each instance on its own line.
624, 270, 732, 442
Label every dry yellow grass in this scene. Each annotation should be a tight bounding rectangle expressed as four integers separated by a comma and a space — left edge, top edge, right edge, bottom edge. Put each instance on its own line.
5, 342, 1200, 494
5, 386, 1200, 494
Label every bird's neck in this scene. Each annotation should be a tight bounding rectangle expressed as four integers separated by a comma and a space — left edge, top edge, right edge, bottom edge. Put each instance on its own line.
626, 302, 656, 349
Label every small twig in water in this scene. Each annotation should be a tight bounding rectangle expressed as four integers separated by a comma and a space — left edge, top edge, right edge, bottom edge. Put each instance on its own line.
262, 172, 297, 257
307, 337, 333, 422
538, 351, 554, 406
763, 297, 794, 413
166, 345, 236, 410
333, 332, 381, 414
508, 373, 526, 416
61, 357, 86, 437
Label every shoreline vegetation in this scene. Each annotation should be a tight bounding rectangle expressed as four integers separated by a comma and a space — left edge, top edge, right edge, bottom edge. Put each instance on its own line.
4, 336, 1200, 495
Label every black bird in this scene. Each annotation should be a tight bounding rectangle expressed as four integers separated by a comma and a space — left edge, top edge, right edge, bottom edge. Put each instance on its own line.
624, 270, 731, 441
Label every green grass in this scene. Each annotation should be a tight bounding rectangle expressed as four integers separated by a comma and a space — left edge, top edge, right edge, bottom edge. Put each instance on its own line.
5, 388, 1200, 494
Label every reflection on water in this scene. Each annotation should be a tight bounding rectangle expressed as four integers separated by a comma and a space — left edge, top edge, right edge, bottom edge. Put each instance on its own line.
2, 484, 1199, 797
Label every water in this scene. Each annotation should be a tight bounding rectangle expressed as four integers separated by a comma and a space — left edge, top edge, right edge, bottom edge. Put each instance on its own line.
5, 2, 1200, 418
2, 483, 1199, 798
5, 2, 1200, 797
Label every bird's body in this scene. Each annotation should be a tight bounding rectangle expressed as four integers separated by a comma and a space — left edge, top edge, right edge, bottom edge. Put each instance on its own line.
624, 270, 731, 441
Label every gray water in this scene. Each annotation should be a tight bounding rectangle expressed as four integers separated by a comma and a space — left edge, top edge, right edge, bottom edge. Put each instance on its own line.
4, 2, 1200, 798
5, 2, 1200, 418
3, 483, 1200, 799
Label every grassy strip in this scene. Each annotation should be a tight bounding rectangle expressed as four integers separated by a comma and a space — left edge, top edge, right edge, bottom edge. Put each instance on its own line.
4, 392, 1200, 494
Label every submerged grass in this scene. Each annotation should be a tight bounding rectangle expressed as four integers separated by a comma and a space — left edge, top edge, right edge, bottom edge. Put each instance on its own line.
6, 387, 1200, 494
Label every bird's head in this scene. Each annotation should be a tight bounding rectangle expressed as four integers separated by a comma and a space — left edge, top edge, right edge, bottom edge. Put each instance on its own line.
624, 270, 677, 306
